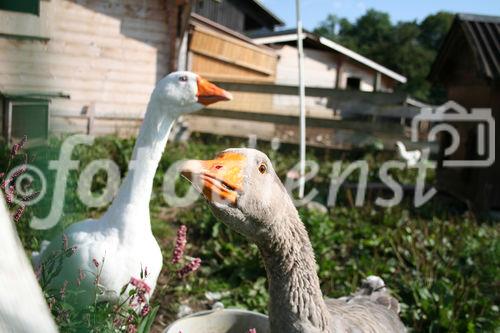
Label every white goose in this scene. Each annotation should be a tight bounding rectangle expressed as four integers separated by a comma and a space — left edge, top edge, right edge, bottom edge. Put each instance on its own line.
395, 141, 422, 167
0, 193, 57, 332
33, 72, 232, 307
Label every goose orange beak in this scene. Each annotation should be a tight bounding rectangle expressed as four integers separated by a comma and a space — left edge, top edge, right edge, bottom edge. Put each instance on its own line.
180, 152, 244, 205
196, 77, 233, 106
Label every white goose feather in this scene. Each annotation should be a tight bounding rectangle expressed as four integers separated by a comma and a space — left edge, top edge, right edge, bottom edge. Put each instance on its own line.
33, 72, 231, 307
0, 193, 57, 332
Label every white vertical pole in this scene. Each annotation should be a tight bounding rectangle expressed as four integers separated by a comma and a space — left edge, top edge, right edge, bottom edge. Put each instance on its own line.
296, 0, 306, 199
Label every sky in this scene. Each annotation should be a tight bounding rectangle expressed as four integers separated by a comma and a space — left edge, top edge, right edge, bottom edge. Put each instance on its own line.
261, 0, 500, 30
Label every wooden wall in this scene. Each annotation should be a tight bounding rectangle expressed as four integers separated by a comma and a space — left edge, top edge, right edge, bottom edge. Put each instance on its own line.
436, 84, 500, 212
192, 0, 245, 33
340, 61, 377, 92
273, 44, 395, 92
0, 0, 171, 136
274, 45, 337, 87
189, 24, 277, 83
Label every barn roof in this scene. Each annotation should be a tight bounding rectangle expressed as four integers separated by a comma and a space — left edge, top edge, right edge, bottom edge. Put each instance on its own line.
429, 13, 500, 82
246, 0, 284, 27
251, 29, 407, 83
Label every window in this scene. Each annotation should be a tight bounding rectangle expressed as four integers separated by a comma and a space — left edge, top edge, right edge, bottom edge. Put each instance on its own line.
2, 97, 49, 144
346, 77, 361, 90
0, 0, 39, 16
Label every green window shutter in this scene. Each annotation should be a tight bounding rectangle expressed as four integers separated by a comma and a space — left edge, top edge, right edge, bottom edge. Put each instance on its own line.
0, 0, 39, 16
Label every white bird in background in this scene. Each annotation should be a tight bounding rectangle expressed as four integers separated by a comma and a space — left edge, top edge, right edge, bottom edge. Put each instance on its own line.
0, 193, 57, 332
395, 141, 422, 167
32, 71, 232, 308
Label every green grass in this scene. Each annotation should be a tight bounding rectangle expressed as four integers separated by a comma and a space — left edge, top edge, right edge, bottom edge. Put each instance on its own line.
3, 134, 499, 332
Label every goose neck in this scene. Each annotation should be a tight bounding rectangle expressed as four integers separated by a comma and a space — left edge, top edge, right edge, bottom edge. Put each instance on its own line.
258, 210, 331, 333
107, 98, 175, 226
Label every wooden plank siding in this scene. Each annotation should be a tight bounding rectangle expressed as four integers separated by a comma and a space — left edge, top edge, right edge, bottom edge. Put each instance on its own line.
189, 24, 277, 83
0, 0, 173, 136
192, 0, 245, 33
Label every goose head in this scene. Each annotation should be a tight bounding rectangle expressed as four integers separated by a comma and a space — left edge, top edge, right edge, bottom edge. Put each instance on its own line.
152, 71, 232, 116
181, 148, 290, 242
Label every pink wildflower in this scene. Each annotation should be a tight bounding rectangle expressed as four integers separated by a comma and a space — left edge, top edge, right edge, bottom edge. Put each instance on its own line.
138, 293, 147, 304
248, 329, 257, 333
140, 304, 150, 317
127, 324, 137, 333
13, 205, 25, 223
10, 135, 27, 156
172, 225, 187, 264
129, 277, 151, 294
1, 165, 27, 189
76, 268, 86, 286
112, 317, 122, 328
5, 185, 15, 205
177, 258, 201, 278
60, 280, 68, 299
92, 258, 100, 268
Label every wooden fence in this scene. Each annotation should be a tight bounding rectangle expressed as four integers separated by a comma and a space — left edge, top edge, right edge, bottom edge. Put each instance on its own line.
185, 81, 424, 150
47, 81, 427, 151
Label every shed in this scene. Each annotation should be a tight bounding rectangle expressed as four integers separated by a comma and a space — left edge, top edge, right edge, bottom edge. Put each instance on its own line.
251, 29, 407, 92
0, 0, 189, 141
429, 13, 500, 213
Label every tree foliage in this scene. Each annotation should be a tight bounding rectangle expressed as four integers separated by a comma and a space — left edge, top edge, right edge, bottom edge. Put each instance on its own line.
313, 10, 454, 103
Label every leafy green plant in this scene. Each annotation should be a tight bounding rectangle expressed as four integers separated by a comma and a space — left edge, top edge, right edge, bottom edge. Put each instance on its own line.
5, 134, 499, 332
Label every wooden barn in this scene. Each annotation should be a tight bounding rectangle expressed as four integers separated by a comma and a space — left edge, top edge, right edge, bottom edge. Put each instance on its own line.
182, 18, 417, 149
429, 13, 500, 213
0, 0, 190, 142
0, 0, 420, 151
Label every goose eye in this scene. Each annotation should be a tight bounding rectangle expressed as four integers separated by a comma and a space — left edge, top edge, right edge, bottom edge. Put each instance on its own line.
179, 75, 188, 82
258, 163, 267, 174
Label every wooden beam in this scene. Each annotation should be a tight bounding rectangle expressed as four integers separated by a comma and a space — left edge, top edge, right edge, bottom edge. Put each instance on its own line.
335, 55, 343, 89
213, 81, 408, 105
166, 0, 193, 72
374, 72, 382, 92
195, 108, 404, 135
85, 102, 96, 135
190, 49, 274, 76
